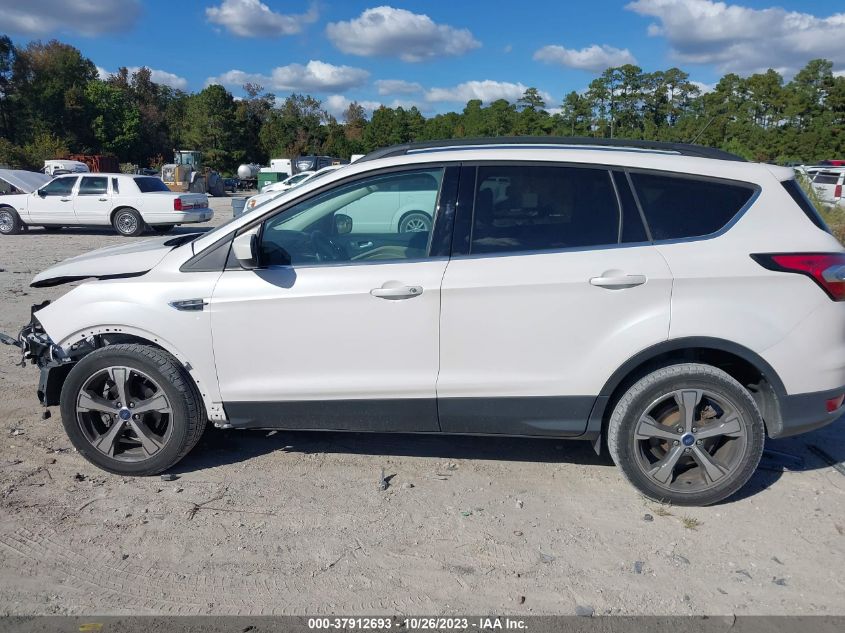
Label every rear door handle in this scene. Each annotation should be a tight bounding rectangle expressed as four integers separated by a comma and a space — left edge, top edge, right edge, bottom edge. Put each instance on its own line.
590, 273, 647, 289
371, 285, 423, 300
60, 198, 71, 202
98, 197, 108, 201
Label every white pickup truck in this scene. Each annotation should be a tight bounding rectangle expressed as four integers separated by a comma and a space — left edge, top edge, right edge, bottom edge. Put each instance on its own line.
0, 173, 213, 237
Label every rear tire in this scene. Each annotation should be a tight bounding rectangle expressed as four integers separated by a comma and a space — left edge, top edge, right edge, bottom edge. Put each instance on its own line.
59, 344, 206, 476
112, 208, 145, 237
151, 224, 175, 233
0, 207, 23, 235
398, 211, 432, 234
607, 363, 764, 506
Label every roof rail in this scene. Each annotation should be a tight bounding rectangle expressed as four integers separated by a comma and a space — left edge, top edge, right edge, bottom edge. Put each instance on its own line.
356, 136, 746, 163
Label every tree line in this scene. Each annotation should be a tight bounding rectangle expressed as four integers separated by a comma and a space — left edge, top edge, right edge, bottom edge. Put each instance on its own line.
1, 34, 843, 175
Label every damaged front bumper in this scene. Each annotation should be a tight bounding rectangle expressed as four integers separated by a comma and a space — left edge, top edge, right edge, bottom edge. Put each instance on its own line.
1, 301, 75, 406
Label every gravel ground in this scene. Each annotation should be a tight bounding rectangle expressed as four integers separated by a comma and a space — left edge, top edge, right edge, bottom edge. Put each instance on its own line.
0, 195, 843, 616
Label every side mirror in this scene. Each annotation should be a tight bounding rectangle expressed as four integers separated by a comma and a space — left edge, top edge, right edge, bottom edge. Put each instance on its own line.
334, 213, 353, 235
36, 189, 46, 197
232, 226, 260, 269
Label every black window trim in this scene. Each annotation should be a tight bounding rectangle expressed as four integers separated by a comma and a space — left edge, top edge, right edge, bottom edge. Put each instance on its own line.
181, 162, 462, 273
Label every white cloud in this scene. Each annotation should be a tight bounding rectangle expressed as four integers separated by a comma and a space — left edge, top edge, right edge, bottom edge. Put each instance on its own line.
207, 60, 370, 92
98, 65, 189, 90
690, 80, 715, 94
0, 0, 141, 36
533, 44, 638, 72
206, 0, 317, 37
326, 6, 481, 62
626, 0, 845, 76
324, 95, 382, 118
426, 80, 552, 105
324, 94, 428, 119
375, 79, 423, 95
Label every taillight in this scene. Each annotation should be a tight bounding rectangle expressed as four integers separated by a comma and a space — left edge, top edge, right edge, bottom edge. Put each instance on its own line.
826, 394, 845, 413
752, 253, 845, 301
173, 198, 183, 211
835, 184, 843, 199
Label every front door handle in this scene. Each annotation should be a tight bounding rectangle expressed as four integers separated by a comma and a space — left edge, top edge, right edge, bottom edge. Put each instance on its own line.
60, 198, 71, 202
371, 284, 423, 300
98, 197, 108, 201
590, 273, 647, 289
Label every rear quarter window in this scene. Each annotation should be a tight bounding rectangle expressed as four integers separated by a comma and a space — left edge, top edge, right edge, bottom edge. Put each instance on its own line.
629, 173, 756, 241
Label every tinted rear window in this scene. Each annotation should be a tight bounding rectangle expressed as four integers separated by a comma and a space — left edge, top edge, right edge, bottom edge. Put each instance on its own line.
782, 179, 830, 233
470, 165, 620, 254
630, 173, 755, 240
134, 177, 170, 193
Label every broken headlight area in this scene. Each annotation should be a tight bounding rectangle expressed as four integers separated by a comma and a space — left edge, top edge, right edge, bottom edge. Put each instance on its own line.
1, 301, 64, 368
0, 301, 94, 406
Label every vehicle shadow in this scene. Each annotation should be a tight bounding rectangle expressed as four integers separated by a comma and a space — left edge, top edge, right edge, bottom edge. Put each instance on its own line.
173, 416, 844, 504
175, 428, 615, 474
24, 226, 214, 236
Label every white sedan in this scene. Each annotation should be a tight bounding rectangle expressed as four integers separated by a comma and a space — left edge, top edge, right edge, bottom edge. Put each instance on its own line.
243, 165, 344, 214
260, 171, 314, 194
0, 173, 213, 237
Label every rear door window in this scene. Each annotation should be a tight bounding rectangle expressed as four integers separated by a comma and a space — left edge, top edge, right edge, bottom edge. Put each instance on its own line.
78, 176, 108, 195
469, 165, 621, 254
629, 173, 755, 240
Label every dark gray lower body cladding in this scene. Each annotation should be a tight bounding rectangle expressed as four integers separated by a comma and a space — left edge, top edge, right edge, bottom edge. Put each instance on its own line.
223, 395, 596, 437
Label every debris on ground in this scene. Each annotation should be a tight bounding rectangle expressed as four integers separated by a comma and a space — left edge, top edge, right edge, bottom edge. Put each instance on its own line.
643, 513, 654, 522
633, 561, 644, 574
160, 473, 179, 482
575, 605, 594, 617
377, 468, 388, 491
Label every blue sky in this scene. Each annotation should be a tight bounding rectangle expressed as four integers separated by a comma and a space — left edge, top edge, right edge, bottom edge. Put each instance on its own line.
2, 0, 845, 117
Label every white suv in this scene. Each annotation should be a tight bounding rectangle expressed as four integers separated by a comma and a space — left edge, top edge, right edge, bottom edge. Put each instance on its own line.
4, 138, 844, 506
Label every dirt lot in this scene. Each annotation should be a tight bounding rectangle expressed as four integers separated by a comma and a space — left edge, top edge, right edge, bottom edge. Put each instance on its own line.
0, 195, 843, 616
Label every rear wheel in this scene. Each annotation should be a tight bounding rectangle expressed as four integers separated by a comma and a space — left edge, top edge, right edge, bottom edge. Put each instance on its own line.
607, 363, 764, 506
112, 208, 145, 237
151, 224, 175, 233
0, 207, 23, 235
398, 211, 431, 234
59, 344, 206, 475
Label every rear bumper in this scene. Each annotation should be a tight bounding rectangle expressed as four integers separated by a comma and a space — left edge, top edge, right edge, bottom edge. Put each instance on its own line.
146, 209, 213, 224
773, 386, 845, 438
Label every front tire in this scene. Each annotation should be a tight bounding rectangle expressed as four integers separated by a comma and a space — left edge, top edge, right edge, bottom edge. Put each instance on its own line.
112, 208, 145, 237
607, 363, 764, 506
0, 207, 23, 235
59, 344, 206, 475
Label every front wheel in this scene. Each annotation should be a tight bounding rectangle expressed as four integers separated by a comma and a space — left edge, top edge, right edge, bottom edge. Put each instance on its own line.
59, 344, 206, 475
607, 363, 764, 506
0, 207, 24, 235
112, 208, 145, 237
